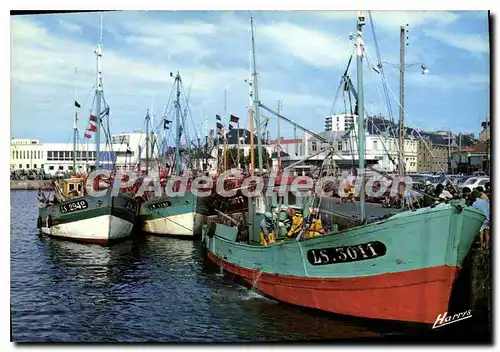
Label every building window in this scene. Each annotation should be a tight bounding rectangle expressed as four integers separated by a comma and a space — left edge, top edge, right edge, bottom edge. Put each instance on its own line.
312, 142, 317, 152
58, 151, 64, 159
19, 164, 22, 169
26, 164, 29, 168
373, 140, 378, 150
68, 166, 73, 171
337, 142, 342, 151
47, 151, 53, 160
344, 140, 348, 150
59, 166, 64, 170
49, 166, 54, 170
38, 151, 41, 159
41, 164, 44, 169
16, 151, 19, 159
34, 164, 37, 168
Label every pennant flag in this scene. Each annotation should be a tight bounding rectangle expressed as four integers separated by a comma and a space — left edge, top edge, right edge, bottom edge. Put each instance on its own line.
230, 114, 239, 123
75, 101, 81, 108
229, 124, 233, 131
87, 122, 97, 132
164, 119, 171, 130
216, 122, 223, 129
90, 114, 97, 122
84, 132, 92, 139
216, 114, 221, 121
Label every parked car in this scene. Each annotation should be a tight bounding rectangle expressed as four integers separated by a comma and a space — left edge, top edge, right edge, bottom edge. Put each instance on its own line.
457, 177, 490, 194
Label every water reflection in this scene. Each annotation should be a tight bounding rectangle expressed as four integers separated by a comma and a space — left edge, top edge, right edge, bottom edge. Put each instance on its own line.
12, 190, 388, 342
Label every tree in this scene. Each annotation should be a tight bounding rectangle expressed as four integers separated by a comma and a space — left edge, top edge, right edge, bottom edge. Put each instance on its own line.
244, 146, 271, 170
224, 147, 245, 169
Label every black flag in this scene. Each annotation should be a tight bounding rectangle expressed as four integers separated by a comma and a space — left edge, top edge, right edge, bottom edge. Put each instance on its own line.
230, 114, 239, 123
74, 101, 81, 108
164, 119, 171, 130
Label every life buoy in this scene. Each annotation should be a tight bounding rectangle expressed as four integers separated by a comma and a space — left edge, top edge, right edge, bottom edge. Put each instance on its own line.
37, 216, 42, 229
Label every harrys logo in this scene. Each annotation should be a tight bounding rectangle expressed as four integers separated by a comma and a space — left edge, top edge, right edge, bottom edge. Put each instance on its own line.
432, 310, 472, 329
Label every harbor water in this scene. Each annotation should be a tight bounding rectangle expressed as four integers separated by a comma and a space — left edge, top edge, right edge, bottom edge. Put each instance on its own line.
10, 190, 488, 342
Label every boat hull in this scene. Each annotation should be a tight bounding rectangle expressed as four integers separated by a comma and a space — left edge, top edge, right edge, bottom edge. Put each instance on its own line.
38, 193, 138, 245
41, 214, 134, 245
208, 251, 457, 324
143, 211, 197, 237
203, 201, 485, 324
139, 190, 200, 238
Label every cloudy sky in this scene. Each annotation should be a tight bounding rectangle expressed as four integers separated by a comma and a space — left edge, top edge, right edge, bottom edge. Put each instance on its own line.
10, 10, 489, 143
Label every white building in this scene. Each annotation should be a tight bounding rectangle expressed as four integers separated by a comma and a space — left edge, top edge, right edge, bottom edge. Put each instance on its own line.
325, 114, 356, 133
10, 131, 157, 176
280, 127, 418, 173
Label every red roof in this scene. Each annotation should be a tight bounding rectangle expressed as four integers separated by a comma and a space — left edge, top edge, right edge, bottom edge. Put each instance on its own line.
460, 141, 487, 153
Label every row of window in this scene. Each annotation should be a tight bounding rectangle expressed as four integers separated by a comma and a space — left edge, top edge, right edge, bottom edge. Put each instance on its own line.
11, 150, 101, 161
311, 139, 419, 153
12, 150, 43, 160
12, 164, 83, 171
47, 151, 97, 161
14, 164, 44, 169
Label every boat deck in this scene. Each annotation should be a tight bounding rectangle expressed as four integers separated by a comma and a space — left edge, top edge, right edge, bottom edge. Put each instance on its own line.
319, 197, 403, 220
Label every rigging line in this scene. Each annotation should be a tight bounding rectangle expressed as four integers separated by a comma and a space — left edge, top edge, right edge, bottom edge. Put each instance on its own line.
365, 49, 397, 142
367, 11, 395, 128
328, 51, 355, 117
345, 86, 356, 167
364, 51, 404, 162
377, 67, 456, 179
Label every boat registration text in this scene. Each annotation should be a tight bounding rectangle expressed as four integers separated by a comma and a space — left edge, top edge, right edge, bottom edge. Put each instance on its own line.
307, 241, 387, 266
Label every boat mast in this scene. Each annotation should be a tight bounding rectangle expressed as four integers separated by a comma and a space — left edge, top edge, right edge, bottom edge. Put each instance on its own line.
250, 17, 263, 172
356, 11, 366, 223
94, 15, 104, 170
398, 25, 406, 177
223, 89, 228, 171
174, 71, 181, 176
145, 109, 150, 176
249, 108, 255, 176
73, 67, 78, 175
277, 99, 281, 172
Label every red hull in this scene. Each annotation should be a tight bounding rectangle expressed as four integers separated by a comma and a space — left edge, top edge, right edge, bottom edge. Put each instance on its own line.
207, 251, 458, 324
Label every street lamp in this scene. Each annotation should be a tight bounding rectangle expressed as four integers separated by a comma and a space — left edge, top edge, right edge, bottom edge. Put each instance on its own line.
372, 62, 429, 75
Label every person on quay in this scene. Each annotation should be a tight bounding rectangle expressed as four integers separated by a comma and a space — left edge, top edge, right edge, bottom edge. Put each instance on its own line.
471, 190, 490, 250
260, 212, 276, 247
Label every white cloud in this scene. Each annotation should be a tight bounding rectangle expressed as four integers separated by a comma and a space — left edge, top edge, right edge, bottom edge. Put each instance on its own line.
57, 19, 83, 34
316, 10, 460, 29
9, 11, 490, 142
423, 29, 489, 54
369, 11, 460, 30
405, 71, 489, 90
259, 21, 353, 68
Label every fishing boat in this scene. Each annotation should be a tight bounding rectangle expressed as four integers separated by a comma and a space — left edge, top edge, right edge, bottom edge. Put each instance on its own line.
202, 12, 486, 325
37, 21, 139, 245
137, 72, 203, 238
